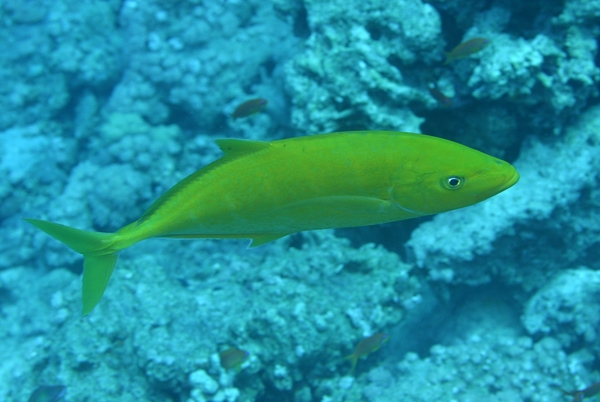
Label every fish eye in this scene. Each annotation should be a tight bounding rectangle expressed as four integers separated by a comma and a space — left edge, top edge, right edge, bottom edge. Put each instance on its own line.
443, 176, 464, 190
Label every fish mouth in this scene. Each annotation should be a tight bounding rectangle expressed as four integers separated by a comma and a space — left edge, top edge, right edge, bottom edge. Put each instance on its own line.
499, 168, 520, 191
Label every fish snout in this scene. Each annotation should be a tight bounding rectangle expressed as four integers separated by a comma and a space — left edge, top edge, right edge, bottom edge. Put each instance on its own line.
501, 166, 520, 191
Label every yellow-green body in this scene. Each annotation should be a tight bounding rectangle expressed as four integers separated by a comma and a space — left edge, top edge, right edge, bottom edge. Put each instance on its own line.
219, 347, 250, 371
345, 332, 390, 374
443, 37, 490, 65
25, 131, 519, 314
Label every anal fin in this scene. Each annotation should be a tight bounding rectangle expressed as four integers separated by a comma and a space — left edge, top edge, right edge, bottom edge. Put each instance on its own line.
162, 233, 289, 247
249, 234, 288, 247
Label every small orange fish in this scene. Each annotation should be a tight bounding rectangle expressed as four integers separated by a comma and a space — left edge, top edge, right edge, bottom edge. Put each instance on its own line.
560, 382, 600, 401
219, 347, 249, 371
344, 333, 389, 374
232, 98, 267, 120
427, 83, 453, 107
443, 37, 490, 65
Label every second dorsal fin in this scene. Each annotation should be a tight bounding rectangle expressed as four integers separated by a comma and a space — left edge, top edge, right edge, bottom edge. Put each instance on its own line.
215, 139, 270, 157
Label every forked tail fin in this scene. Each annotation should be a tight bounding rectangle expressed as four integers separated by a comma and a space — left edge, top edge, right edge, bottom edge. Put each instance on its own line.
344, 354, 358, 375
24, 218, 120, 315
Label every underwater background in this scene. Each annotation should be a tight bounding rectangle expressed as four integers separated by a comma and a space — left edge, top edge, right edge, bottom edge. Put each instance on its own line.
1, 0, 600, 401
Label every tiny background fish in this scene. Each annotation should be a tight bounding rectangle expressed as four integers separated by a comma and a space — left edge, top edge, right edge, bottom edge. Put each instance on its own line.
560, 381, 600, 401
219, 347, 249, 371
443, 37, 490, 64
345, 332, 390, 373
232, 98, 268, 120
28, 385, 66, 402
427, 83, 453, 107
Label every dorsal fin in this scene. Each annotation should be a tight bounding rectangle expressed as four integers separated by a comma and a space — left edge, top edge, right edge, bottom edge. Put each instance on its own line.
215, 139, 270, 157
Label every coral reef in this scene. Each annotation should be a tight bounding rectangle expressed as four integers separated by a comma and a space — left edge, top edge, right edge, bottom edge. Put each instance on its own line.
1, 231, 417, 401
1, 0, 600, 400
283, 0, 443, 134
523, 268, 600, 348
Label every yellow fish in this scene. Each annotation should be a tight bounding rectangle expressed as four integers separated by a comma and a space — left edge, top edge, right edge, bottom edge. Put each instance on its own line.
231, 98, 267, 120
28, 385, 66, 402
345, 332, 390, 374
25, 131, 519, 315
443, 37, 490, 65
219, 347, 249, 371
560, 381, 600, 401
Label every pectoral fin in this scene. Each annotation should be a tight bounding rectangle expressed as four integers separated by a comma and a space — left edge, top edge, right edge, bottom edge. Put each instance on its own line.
162, 233, 289, 247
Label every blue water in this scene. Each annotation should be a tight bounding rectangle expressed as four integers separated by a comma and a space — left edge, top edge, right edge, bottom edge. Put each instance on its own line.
2, 0, 599, 401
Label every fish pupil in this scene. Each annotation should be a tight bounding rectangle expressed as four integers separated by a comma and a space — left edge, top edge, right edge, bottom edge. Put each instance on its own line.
448, 177, 461, 187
